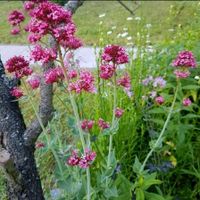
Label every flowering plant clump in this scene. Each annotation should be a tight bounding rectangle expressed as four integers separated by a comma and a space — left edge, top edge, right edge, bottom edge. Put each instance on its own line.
172, 51, 197, 78
102, 45, 129, 64
5, 56, 32, 78
67, 149, 96, 169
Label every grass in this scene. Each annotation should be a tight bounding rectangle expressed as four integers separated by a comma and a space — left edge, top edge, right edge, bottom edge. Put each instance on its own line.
0, 1, 199, 45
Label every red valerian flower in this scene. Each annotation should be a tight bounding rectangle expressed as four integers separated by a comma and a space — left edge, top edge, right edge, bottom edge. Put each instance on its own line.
67, 150, 80, 166
44, 67, 64, 84
81, 119, 94, 131
30, 44, 57, 64
155, 96, 164, 105
173, 70, 190, 79
99, 64, 115, 80
30, 1, 72, 26
23, 1, 35, 11
26, 74, 40, 89
11, 27, 20, 35
5, 56, 32, 78
8, 10, 25, 26
10, 87, 23, 98
79, 149, 96, 169
102, 45, 129, 64
117, 73, 131, 89
172, 51, 197, 68
115, 108, 124, 118
98, 118, 110, 130
182, 98, 192, 106
68, 71, 96, 93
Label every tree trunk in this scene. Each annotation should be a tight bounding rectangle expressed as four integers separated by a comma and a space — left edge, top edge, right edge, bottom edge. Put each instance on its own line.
0, 60, 44, 200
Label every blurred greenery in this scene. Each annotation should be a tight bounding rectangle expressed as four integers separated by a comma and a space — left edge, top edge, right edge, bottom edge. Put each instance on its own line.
0, 1, 200, 45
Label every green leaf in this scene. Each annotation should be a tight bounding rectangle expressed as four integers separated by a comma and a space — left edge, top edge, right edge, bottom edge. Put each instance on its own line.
182, 85, 200, 90
149, 139, 163, 151
133, 156, 142, 174
104, 186, 118, 199
142, 179, 162, 190
144, 191, 165, 200
182, 113, 200, 119
136, 188, 145, 200
148, 107, 165, 114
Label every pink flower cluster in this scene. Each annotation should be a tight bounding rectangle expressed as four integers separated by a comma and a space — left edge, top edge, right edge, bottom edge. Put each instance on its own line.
115, 108, 124, 118
98, 118, 110, 130
182, 98, 192, 107
67, 149, 96, 169
67, 70, 77, 79
99, 45, 129, 80
10, 87, 23, 98
117, 73, 131, 90
99, 64, 115, 80
68, 71, 96, 93
24, 1, 82, 49
102, 45, 129, 64
81, 120, 94, 131
30, 44, 57, 64
155, 96, 164, 105
8, 10, 25, 35
117, 73, 132, 96
173, 70, 190, 79
172, 51, 197, 68
26, 74, 40, 89
172, 51, 197, 79
30, 1, 71, 25
44, 67, 64, 84
5, 56, 32, 78
24, 1, 35, 11
8, 10, 25, 26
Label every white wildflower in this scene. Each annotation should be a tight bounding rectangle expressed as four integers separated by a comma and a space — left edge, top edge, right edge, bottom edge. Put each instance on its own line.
99, 13, 106, 18
107, 31, 112, 35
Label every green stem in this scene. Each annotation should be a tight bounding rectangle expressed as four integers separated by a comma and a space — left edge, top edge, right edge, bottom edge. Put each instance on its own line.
139, 84, 179, 173
57, 45, 90, 200
107, 71, 117, 169
86, 168, 91, 200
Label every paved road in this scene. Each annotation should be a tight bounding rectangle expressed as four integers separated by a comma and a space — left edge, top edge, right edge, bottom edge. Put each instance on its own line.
0, 45, 99, 68
0, 45, 142, 68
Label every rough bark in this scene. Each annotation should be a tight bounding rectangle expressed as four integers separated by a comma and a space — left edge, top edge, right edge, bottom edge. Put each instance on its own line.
0, 59, 44, 199
0, 1, 83, 199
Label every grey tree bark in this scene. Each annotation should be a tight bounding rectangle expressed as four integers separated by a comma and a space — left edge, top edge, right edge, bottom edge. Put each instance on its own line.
0, 1, 84, 199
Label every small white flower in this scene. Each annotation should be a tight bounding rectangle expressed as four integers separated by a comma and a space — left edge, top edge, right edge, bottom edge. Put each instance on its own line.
135, 16, 141, 21
127, 42, 134, 46
168, 28, 174, 32
107, 31, 112, 35
111, 26, 116, 30
194, 76, 200, 80
99, 13, 106, 18
145, 24, 152, 28
127, 36, 132, 40
121, 32, 128, 37
117, 33, 122, 38
126, 17, 133, 21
